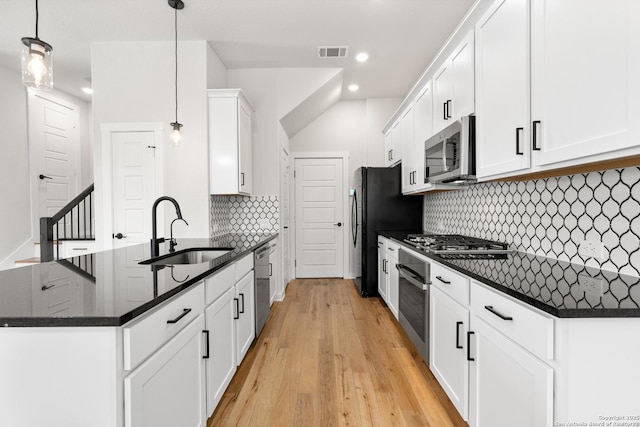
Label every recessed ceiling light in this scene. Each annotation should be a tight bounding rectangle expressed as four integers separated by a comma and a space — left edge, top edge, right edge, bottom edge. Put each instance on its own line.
355, 52, 369, 62
81, 87, 93, 95
348, 84, 359, 92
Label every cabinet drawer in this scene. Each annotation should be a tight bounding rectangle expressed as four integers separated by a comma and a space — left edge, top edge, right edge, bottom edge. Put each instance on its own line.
431, 262, 470, 305
123, 283, 204, 370
470, 282, 554, 360
205, 264, 235, 306
235, 253, 253, 281
385, 241, 400, 259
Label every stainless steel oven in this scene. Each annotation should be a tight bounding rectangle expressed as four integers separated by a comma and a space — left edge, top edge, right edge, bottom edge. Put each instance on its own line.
396, 247, 431, 362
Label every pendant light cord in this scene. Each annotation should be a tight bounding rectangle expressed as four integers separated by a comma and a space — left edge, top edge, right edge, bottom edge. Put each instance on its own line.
35, 0, 39, 38
174, 7, 178, 123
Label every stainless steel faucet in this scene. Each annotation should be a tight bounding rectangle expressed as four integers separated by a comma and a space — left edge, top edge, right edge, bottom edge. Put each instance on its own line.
151, 196, 188, 257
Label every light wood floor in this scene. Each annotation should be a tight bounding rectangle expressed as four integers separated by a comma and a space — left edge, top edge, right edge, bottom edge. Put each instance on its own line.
208, 278, 468, 427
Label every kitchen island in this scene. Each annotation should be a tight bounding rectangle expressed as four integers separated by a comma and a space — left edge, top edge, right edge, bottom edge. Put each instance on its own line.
0, 233, 276, 427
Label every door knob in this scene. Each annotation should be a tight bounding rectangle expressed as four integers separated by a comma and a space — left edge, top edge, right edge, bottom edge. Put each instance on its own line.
113, 233, 126, 239
334, 222, 342, 227
39, 174, 53, 180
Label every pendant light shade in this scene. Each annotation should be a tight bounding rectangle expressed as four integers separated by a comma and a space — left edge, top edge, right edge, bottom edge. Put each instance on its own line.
169, 0, 184, 147
21, 0, 53, 90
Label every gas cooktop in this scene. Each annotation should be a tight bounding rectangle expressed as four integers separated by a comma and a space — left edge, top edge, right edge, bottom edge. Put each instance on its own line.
404, 234, 511, 259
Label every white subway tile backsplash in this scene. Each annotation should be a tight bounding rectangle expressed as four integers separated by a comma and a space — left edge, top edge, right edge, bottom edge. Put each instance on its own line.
424, 167, 640, 277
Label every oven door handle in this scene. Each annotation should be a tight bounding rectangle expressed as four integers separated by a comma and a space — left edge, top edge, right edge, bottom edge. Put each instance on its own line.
396, 264, 429, 291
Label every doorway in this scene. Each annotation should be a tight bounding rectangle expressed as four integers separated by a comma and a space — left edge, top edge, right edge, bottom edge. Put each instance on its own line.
293, 154, 348, 278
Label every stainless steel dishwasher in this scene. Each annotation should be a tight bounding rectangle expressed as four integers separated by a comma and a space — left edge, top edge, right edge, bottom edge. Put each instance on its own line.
254, 241, 277, 337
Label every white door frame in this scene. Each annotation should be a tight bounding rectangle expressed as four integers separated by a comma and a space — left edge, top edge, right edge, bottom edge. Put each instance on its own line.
290, 151, 349, 279
100, 123, 164, 250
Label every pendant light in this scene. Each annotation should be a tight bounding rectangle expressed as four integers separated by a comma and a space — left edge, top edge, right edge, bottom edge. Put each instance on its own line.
169, 0, 184, 147
21, 0, 53, 90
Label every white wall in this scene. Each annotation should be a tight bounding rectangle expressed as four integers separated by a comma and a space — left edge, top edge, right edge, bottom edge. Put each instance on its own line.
289, 98, 401, 278
228, 68, 344, 196
92, 41, 216, 245
0, 65, 31, 268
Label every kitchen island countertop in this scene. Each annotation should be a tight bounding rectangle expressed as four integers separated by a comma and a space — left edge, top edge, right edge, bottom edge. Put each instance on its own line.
0, 233, 277, 327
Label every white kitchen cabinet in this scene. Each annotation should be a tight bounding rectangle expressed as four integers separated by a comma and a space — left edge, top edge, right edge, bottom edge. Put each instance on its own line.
476, 0, 640, 181
385, 119, 401, 167
124, 314, 207, 427
411, 81, 433, 192
208, 89, 254, 195
386, 240, 400, 319
204, 286, 236, 415
468, 315, 553, 427
433, 31, 475, 134
530, 0, 640, 167
429, 264, 471, 420
475, 0, 531, 179
377, 237, 388, 301
235, 269, 255, 364
400, 104, 415, 193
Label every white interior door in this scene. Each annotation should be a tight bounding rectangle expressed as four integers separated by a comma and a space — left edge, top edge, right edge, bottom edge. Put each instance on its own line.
111, 131, 159, 248
29, 93, 80, 233
280, 147, 290, 288
294, 157, 344, 278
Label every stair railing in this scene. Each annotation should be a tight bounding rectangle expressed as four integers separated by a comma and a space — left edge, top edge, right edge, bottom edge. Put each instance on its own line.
40, 184, 95, 262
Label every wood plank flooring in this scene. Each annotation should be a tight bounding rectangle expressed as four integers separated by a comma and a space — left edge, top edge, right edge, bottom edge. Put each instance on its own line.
208, 278, 467, 427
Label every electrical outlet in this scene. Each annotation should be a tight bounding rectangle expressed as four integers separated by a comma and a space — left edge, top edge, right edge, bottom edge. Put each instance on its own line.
258, 218, 270, 229
578, 274, 604, 298
578, 239, 604, 260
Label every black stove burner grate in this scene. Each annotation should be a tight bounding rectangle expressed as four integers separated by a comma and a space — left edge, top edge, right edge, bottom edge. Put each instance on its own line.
404, 234, 511, 257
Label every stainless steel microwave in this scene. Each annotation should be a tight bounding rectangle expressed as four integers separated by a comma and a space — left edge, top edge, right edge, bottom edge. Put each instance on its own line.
424, 115, 476, 184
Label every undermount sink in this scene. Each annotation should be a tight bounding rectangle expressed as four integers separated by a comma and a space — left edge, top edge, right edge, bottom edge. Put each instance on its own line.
139, 248, 232, 266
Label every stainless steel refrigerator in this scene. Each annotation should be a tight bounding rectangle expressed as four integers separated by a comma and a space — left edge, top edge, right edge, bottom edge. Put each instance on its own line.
352, 164, 423, 297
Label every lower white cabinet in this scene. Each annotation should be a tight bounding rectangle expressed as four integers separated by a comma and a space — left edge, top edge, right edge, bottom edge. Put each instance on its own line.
235, 270, 256, 364
468, 316, 553, 427
124, 314, 207, 427
377, 238, 388, 301
430, 286, 470, 419
204, 286, 237, 415
387, 248, 399, 319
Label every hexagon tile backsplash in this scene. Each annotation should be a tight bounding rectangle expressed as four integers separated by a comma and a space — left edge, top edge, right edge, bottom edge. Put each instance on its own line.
424, 167, 640, 277
210, 195, 279, 237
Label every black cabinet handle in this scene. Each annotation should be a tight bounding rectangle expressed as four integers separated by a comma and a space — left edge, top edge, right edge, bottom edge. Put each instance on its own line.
203, 330, 210, 359
41, 284, 55, 291
443, 101, 447, 120
39, 174, 53, 180
234, 298, 240, 319
269, 263, 273, 277
390, 149, 393, 160
435, 276, 451, 284
467, 331, 475, 361
167, 308, 191, 324
484, 305, 513, 321
240, 172, 245, 186
532, 120, 541, 151
239, 293, 245, 314
446, 100, 452, 119
455, 321, 463, 349
516, 127, 524, 155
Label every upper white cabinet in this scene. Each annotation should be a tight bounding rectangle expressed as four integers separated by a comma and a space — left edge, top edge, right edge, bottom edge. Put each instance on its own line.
400, 104, 415, 193
433, 31, 475, 133
476, 0, 640, 180
475, 0, 531, 178
384, 119, 401, 167
208, 89, 254, 195
411, 81, 434, 192
530, 0, 640, 167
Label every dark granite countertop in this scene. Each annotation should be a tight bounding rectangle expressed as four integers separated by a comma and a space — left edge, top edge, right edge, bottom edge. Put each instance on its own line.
379, 231, 640, 318
0, 233, 277, 327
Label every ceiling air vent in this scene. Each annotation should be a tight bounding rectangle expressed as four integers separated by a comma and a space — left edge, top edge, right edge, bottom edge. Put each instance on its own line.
318, 46, 349, 59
